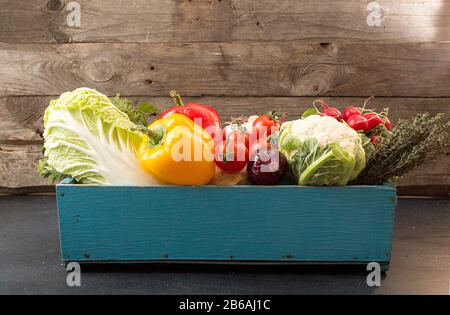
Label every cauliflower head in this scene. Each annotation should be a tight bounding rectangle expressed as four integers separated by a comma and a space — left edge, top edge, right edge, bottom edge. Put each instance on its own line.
279, 115, 366, 186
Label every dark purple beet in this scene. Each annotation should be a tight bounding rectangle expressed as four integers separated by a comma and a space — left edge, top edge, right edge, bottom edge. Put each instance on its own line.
247, 149, 287, 185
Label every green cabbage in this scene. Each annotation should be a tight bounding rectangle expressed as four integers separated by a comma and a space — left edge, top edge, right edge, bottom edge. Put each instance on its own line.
42, 88, 158, 185
279, 116, 366, 186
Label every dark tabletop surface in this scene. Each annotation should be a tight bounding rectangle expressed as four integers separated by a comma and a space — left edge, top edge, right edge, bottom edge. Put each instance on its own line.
0, 195, 448, 295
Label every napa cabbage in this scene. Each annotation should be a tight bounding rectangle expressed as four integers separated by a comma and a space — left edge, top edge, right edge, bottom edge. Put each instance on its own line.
41, 88, 159, 185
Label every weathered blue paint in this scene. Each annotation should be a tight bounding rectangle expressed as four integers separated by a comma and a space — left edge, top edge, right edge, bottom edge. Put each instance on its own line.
56, 182, 396, 266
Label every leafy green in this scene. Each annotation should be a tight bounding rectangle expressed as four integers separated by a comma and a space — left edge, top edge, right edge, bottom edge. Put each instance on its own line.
138, 101, 159, 116
301, 107, 319, 119
110, 94, 159, 126
359, 133, 376, 161
41, 88, 159, 185
38, 158, 71, 184
366, 123, 391, 139
280, 137, 356, 185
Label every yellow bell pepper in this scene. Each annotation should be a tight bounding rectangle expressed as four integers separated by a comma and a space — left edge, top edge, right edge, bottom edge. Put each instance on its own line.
139, 114, 216, 185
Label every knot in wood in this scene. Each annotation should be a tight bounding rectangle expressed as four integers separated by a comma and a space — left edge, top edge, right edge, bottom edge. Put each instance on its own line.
46, 0, 65, 12
81, 56, 116, 83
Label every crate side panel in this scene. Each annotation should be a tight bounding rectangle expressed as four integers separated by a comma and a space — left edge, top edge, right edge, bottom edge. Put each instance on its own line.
56, 186, 396, 262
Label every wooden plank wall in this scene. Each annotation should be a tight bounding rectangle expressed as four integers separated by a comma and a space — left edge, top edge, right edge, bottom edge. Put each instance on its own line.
0, 0, 449, 196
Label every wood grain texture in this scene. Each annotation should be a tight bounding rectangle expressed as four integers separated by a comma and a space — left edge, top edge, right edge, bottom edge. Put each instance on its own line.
1, 0, 450, 43
0, 143, 48, 188
2, 42, 450, 97
56, 183, 396, 263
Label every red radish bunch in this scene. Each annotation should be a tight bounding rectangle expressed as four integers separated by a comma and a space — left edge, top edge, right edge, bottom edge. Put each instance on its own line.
312, 97, 392, 144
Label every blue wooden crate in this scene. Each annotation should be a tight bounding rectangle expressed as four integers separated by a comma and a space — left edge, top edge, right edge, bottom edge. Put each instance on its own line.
56, 179, 397, 270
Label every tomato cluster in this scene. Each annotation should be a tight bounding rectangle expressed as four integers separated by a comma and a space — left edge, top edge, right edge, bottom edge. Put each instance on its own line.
215, 112, 282, 172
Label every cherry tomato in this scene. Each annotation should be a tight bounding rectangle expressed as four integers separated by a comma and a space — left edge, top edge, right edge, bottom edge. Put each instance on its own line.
215, 138, 248, 172
363, 113, 384, 130
252, 112, 280, 140
383, 117, 392, 131
343, 106, 362, 121
347, 114, 370, 133
227, 130, 249, 149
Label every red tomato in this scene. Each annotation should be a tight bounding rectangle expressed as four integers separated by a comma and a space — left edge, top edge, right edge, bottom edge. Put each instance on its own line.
252, 113, 280, 140
347, 114, 370, 133
383, 117, 392, 131
343, 106, 362, 121
227, 130, 249, 149
363, 113, 384, 130
215, 139, 249, 172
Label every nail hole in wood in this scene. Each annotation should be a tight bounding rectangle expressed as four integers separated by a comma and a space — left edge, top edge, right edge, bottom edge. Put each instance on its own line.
145, 79, 153, 85
320, 43, 335, 51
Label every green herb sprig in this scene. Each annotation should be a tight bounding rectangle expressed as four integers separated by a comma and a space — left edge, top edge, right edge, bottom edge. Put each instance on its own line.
111, 94, 159, 126
354, 113, 449, 185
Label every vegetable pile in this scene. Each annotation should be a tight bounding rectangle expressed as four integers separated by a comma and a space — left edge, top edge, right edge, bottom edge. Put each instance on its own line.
39, 88, 449, 187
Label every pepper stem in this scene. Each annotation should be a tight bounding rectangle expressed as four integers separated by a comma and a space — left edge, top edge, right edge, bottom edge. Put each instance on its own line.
133, 126, 166, 148
133, 125, 157, 138
170, 90, 185, 107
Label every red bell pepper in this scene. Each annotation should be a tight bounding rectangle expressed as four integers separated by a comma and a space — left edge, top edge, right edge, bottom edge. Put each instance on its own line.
160, 91, 222, 143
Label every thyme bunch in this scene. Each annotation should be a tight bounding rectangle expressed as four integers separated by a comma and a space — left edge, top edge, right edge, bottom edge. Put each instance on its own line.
354, 113, 449, 185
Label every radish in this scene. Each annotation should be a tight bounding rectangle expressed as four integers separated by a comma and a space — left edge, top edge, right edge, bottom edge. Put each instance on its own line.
371, 135, 383, 145
313, 100, 342, 121
383, 117, 392, 131
320, 107, 342, 121
363, 112, 383, 130
347, 114, 370, 133
343, 106, 362, 121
